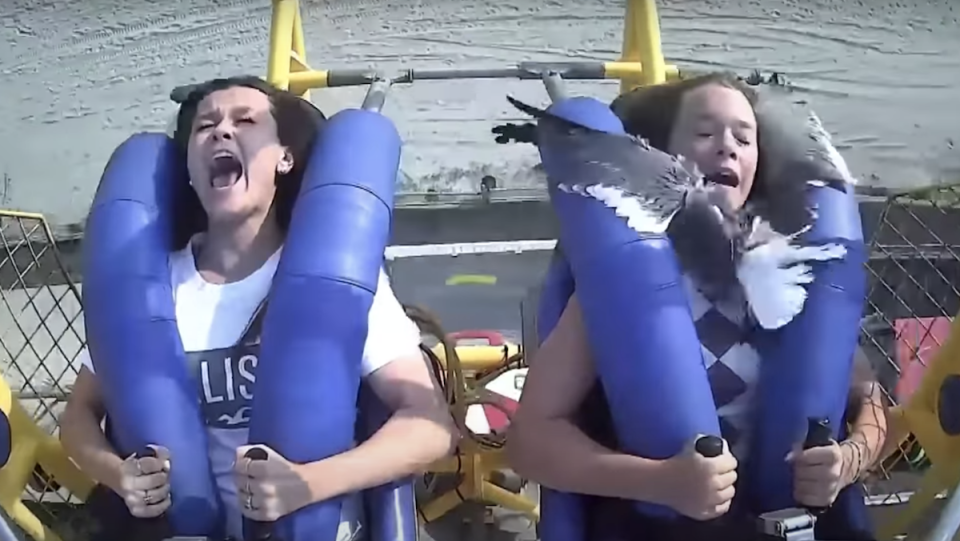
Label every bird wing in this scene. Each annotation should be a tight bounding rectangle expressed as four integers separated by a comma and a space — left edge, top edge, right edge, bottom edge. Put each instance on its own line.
757, 101, 854, 190
736, 228, 848, 330
508, 96, 702, 234
732, 103, 858, 329
751, 101, 858, 236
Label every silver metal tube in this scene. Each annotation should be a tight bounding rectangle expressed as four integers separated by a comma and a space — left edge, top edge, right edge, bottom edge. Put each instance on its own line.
361, 78, 392, 112
926, 481, 960, 541
541, 71, 567, 102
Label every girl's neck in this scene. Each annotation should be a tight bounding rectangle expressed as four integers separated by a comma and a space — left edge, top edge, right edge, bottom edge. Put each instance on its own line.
195, 213, 282, 284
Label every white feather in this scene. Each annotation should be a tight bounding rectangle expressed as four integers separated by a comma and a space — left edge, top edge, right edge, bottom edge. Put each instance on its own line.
559, 183, 675, 234
807, 111, 857, 185
736, 231, 847, 330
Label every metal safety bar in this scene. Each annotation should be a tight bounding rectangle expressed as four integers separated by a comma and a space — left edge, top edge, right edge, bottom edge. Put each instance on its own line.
361, 62, 568, 115
279, 60, 682, 94
360, 77, 393, 113
541, 71, 568, 103
170, 61, 628, 110
171, 62, 636, 112
171, 0, 680, 111
266, 0, 675, 97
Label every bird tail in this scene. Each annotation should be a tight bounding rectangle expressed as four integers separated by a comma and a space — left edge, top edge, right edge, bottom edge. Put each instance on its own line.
507, 96, 550, 119
506, 95, 596, 134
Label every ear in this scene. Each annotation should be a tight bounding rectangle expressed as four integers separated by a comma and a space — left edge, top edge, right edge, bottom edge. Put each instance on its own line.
276, 149, 294, 175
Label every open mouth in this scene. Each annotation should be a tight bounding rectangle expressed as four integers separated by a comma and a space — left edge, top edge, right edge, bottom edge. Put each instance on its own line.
705, 171, 740, 188
209, 152, 244, 189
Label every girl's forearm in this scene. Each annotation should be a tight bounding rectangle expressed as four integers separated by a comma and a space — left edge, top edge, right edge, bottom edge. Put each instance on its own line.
59, 405, 125, 494
840, 379, 888, 487
507, 416, 671, 504
299, 406, 457, 502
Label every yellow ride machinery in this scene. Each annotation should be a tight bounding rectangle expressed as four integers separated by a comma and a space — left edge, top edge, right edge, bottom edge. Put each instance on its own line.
2, 1, 960, 540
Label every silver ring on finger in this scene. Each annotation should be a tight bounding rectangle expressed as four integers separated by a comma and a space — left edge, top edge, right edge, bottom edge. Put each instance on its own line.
143, 489, 156, 505
245, 493, 255, 510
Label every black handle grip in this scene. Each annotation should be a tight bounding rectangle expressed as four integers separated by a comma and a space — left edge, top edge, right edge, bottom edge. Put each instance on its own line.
684, 435, 727, 530
244, 448, 274, 541
326, 69, 377, 87
802, 418, 833, 515
245, 448, 269, 461
803, 418, 833, 450
694, 435, 724, 458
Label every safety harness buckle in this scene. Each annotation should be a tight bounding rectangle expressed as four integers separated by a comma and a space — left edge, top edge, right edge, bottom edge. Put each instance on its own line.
758, 507, 817, 541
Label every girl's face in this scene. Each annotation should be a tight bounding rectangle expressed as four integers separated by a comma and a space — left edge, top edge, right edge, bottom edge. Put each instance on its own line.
668, 83, 759, 210
185, 86, 294, 227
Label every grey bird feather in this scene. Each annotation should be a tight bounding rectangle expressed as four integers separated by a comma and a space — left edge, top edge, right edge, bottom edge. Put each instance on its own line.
507, 96, 732, 234
747, 100, 857, 237
508, 95, 849, 330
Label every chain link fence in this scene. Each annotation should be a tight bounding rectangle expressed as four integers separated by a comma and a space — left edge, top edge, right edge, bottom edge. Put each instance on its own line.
0, 212, 93, 541
857, 185, 960, 519
1, 185, 959, 539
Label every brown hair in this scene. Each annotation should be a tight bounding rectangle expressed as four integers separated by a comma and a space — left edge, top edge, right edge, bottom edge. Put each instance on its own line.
169, 75, 327, 250
611, 72, 758, 147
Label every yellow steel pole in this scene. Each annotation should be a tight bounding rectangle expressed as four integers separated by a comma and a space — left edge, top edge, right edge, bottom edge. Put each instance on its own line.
266, 0, 297, 90
620, 0, 667, 93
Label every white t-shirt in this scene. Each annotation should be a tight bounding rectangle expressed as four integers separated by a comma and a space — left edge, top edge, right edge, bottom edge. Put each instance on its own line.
80, 241, 423, 541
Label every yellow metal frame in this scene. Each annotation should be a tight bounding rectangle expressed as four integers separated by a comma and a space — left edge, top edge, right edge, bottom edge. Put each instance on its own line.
430, 343, 521, 374
876, 313, 960, 540
0, 211, 95, 540
419, 337, 539, 524
1, 376, 94, 541
266, 0, 678, 98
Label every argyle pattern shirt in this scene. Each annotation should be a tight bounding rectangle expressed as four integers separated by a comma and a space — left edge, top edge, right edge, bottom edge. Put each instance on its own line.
684, 276, 761, 459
